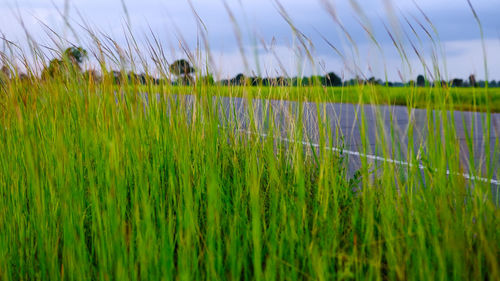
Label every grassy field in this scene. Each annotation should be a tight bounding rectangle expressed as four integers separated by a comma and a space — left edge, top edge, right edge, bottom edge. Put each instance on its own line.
0, 74, 499, 280
146, 84, 500, 113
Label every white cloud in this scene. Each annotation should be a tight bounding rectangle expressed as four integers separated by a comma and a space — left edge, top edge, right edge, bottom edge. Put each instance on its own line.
0, 0, 498, 80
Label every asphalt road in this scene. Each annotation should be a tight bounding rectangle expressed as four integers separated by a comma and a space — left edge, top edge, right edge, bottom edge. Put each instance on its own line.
145, 93, 500, 192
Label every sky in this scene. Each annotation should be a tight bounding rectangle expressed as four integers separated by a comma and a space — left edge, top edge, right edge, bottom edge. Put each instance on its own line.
0, 0, 499, 82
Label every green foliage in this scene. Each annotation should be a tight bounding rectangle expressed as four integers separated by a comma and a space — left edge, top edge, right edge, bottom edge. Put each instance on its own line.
200, 74, 215, 85
169, 59, 194, 85
0, 66, 9, 88
63, 46, 87, 64
42, 47, 88, 79
0, 76, 498, 280
42, 59, 64, 78
169, 59, 194, 76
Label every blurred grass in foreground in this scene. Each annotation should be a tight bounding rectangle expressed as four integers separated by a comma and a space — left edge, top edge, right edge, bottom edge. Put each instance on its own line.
0, 74, 498, 280
0, 0, 499, 280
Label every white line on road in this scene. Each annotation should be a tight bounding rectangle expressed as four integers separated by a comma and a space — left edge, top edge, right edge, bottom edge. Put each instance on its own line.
234, 128, 500, 186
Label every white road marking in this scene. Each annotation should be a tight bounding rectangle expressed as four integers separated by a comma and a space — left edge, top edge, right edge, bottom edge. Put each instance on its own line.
233, 128, 500, 186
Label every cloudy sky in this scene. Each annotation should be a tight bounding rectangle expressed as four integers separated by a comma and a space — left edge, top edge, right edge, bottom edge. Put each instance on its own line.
0, 0, 499, 82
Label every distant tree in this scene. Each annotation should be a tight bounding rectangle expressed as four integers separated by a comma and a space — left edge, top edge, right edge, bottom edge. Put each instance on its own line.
200, 74, 215, 85
416, 75, 426, 87
325, 72, 342, 86
1, 65, 10, 78
42, 46, 88, 79
263, 77, 272, 86
268, 76, 289, 87
451, 78, 463, 87
84, 69, 101, 83
169, 59, 194, 85
308, 75, 323, 86
42, 59, 63, 79
439, 80, 448, 88
230, 73, 247, 86
490, 80, 497, 87
138, 73, 147, 85
468, 74, 477, 87
0, 65, 10, 85
127, 71, 147, 85
279, 76, 289, 86
366, 77, 383, 85
250, 76, 261, 86
19, 73, 29, 81
345, 78, 360, 86
111, 71, 123, 84
301, 77, 311, 86
127, 71, 137, 83
63, 47, 87, 69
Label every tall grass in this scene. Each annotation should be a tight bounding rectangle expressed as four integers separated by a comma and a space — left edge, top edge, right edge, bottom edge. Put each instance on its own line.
0, 1, 499, 280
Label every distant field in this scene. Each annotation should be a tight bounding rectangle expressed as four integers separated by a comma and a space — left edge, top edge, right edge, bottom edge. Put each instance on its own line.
146, 84, 500, 113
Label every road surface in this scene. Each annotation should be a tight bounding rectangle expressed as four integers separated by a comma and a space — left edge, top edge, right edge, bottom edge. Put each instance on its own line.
144, 93, 500, 194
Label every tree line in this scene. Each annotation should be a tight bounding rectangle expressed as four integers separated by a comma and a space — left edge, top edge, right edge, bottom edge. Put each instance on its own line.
1, 47, 498, 88
220, 73, 498, 88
